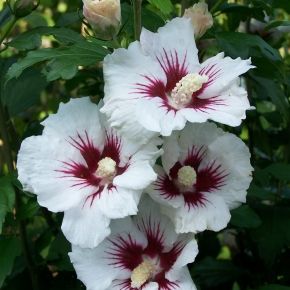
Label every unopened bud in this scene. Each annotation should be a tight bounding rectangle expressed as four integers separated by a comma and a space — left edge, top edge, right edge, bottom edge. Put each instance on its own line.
82, 0, 121, 40
10, 0, 38, 18
183, 0, 213, 38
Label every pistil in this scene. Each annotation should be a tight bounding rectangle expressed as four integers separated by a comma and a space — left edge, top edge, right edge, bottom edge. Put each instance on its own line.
96, 157, 116, 178
177, 165, 197, 188
130, 259, 156, 288
171, 73, 208, 108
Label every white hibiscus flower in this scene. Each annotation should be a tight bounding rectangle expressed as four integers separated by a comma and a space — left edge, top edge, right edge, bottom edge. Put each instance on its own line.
147, 122, 253, 234
17, 97, 161, 248
101, 17, 254, 142
69, 196, 198, 290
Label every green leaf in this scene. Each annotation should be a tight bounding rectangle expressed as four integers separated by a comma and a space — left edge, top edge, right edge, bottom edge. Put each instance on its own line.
17, 198, 39, 220
0, 176, 15, 234
147, 0, 174, 15
0, 237, 21, 287
248, 184, 275, 200
258, 285, 290, 290
250, 76, 290, 122
2, 67, 47, 116
265, 163, 290, 182
216, 32, 282, 61
8, 26, 84, 51
192, 257, 244, 287
6, 40, 109, 82
265, 20, 290, 31
250, 205, 290, 265
230, 205, 262, 228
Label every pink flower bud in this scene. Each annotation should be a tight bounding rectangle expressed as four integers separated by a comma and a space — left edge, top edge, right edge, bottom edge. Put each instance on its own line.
82, 0, 121, 40
183, 0, 213, 38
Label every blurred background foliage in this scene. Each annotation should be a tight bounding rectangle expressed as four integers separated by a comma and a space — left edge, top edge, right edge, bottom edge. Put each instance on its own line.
0, 0, 290, 289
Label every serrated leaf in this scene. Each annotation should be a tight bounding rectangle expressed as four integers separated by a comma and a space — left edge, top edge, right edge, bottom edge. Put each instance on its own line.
0, 176, 15, 234
6, 40, 109, 82
0, 238, 21, 287
230, 205, 262, 228
147, 0, 174, 15
8, 26, 84, 51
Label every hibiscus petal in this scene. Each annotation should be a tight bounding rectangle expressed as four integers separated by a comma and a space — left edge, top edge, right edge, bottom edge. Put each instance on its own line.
62, 200, 111, 248
95, 186, 141, 219
162, 193, 231, 233
17, 135, 88, 212
199, 52, 254, 98
42, 97, 105, 149
113, 161, 157, 190
140, 17, 200, 73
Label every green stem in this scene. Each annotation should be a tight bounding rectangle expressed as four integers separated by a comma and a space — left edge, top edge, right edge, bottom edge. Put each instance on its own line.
133, 0, 142, 40
0, 102, 39, 290
0, 16, 17, 47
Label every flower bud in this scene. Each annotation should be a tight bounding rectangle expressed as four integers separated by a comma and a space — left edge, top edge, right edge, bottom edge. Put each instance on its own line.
183, 0, 213, 38
82, 0, 121, 40
10, 0, 38, 18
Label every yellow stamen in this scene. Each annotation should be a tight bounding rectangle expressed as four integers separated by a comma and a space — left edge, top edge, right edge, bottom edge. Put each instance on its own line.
177, 166, 197, 188
131, 260, 155, 288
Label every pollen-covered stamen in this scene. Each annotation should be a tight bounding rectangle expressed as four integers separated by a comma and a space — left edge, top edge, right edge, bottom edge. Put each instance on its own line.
131, 259, 156, 288
171, 73, 208, 108
96, 157, 116, 178
177, 166, 197, 188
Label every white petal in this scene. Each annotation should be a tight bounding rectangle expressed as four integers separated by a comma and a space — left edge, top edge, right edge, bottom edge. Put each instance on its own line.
179, 107, 209, 124
203, 84, 253, 127
147, 166, 184, 209
102, 41, 165, 142
162, 132, 180, 175
42, 97, 105, 149
162, 193, 231, 233
179, 83, 252, 127
199, 53, 254, 98
62, 200, 110, 248
129, 138, 163, 167
143, 282, 159, 290
102, 99, 158, 145
113, 161, 157, 190
177, 122, 224, 160
70, 245, 118, 290
70, 217, 148, 290
95, 186, 141, 219
136, 97, 187, 136
166, 268, 197, 290
134, 196, 179, 248
172, 236, 198, 268
140, 17, 200, 72
17, 135, 88, 212
206, 132, 253, 209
